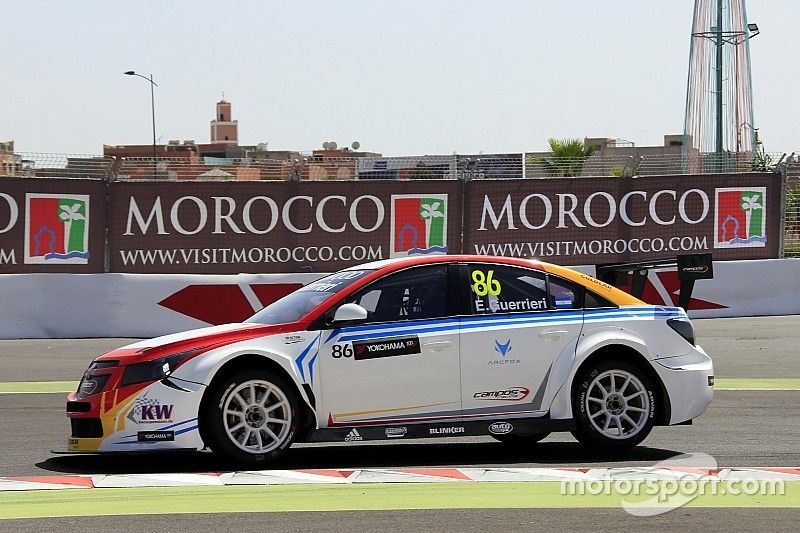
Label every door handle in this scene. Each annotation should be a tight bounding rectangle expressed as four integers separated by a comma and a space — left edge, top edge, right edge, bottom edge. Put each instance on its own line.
539, 330, 568, 341
422, 340, 453, 351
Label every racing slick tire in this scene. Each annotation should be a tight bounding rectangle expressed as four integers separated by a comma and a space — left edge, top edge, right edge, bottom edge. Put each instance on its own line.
203, 369, 300, 465
491, 432, 550, 445
571, 360, 656, 452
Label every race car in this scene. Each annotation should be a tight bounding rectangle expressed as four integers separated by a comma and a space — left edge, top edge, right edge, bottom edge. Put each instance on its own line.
65, 255, 714, 464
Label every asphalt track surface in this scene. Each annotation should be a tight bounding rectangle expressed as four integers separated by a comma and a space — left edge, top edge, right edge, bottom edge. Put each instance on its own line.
1, 315, 799, 531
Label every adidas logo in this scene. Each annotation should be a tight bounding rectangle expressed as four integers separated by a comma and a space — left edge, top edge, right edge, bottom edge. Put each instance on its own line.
344, 429, 363, 442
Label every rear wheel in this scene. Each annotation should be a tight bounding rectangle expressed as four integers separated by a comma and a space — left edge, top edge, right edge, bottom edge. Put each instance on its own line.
571, 360, 656, 451
203, 370, 299, 465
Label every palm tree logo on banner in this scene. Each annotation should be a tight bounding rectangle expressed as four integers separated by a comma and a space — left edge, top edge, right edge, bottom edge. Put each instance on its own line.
390, 194, 448, 257
24, 193, 91, 264
714, 187, 767, 248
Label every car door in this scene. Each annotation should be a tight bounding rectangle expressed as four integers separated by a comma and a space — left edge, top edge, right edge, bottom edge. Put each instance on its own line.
317, 264, 462, 428
459, 263, 583, 419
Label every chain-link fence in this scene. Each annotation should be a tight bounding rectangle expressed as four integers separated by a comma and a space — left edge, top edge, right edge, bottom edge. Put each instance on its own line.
1, 150, 788, 182
2, 149, 797, 257
0, 152, 114, 179
785, 155, 800, 257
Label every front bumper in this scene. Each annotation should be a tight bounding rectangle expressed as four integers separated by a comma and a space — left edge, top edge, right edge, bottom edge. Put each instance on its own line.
653, 345, 714, 425
66, 378, 206, 453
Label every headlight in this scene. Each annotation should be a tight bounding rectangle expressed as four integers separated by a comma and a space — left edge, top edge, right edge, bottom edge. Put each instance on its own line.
120, 349, 200, 387
76, 360, 118, 399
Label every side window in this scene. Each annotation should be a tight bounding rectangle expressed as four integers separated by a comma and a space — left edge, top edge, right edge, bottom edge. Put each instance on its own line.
468, 264, 548, 315
584, 289, 616, 309
547, 276, 581, 310
349, 265, 449, 323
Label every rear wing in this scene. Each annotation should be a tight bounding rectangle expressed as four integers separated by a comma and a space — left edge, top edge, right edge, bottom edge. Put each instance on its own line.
595, 253, 714, 311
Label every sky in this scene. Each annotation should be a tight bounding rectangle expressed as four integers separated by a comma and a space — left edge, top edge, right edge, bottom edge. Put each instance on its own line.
2, 0, 797, 156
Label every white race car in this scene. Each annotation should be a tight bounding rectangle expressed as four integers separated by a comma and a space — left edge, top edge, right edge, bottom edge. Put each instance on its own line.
66, 255, 714, 464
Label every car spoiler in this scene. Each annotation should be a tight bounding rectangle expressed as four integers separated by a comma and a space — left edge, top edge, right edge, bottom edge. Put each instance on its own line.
595, 253, 714, 311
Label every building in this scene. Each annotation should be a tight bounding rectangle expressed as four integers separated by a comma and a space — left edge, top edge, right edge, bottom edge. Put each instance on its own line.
0, 141, 21, 176
210, 98, 238, 145
101, 98, 383, 180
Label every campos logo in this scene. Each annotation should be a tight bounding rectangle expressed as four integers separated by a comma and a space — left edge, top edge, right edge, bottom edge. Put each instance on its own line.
24, 194, 90, 264
390, 194, 448, 258
714, 187, 766, 249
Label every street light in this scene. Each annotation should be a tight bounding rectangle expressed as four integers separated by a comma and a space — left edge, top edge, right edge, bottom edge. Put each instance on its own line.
124, 70, 158, 175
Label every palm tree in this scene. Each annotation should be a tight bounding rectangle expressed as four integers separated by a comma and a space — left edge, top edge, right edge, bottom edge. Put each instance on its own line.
740, 193, 763, 237
410, 161, 435, 180
532, 138, 599, 177
420, 201, 444, 246
58, 202, 85, 252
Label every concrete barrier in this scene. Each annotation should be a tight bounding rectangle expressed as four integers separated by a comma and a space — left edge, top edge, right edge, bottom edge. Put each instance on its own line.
0, 259, 797, 339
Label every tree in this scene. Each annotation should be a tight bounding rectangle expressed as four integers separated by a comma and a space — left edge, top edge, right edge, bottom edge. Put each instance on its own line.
531, 138, 599, 177
410, 161, 435, 180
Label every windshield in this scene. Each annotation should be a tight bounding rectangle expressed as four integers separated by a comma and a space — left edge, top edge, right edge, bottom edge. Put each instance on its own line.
245, 269, 374, 324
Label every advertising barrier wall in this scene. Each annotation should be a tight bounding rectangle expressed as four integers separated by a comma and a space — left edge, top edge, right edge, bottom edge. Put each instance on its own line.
109, 180, 463, 273
464, 174, 781, 265
0, 259, 797, 339
0, 174, 783, 273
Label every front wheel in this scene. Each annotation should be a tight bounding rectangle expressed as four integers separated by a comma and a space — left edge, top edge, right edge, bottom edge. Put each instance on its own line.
571, 360, 656, 451
202, 370, 299, 465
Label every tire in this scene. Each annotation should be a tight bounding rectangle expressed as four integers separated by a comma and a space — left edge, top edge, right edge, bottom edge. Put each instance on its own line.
202, 369, 299, 465
571, 360, 656, 451
492, 432, 550, 446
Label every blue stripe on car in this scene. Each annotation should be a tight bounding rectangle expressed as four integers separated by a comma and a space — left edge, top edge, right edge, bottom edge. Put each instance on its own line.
334, 306, 684, 343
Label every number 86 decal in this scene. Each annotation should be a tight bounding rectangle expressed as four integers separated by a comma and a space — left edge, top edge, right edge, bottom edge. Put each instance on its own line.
471, 269, 502, 296
332, 343, 354, 358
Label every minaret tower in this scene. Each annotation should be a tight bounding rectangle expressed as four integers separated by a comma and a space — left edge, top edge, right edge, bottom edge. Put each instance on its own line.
210, 95, 238, 145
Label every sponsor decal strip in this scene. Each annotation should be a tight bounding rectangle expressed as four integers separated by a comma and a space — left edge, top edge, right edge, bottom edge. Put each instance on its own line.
353, 336, 421, 360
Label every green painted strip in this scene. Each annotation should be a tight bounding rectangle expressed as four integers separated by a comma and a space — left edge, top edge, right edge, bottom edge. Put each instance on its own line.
715, 378, 800, 390
0, 381, 77, 394
1, 482, 798, 519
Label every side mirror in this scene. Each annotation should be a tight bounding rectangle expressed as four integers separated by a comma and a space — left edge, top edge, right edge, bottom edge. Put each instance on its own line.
330, 303, 368, 325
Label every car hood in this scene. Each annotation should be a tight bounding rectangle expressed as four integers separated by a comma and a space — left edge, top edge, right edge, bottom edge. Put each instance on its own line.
96, 322, 303, 364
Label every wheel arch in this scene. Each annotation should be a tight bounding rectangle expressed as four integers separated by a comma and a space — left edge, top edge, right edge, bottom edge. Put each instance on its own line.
570, 344, 672, 426
197, 353, 317, 446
